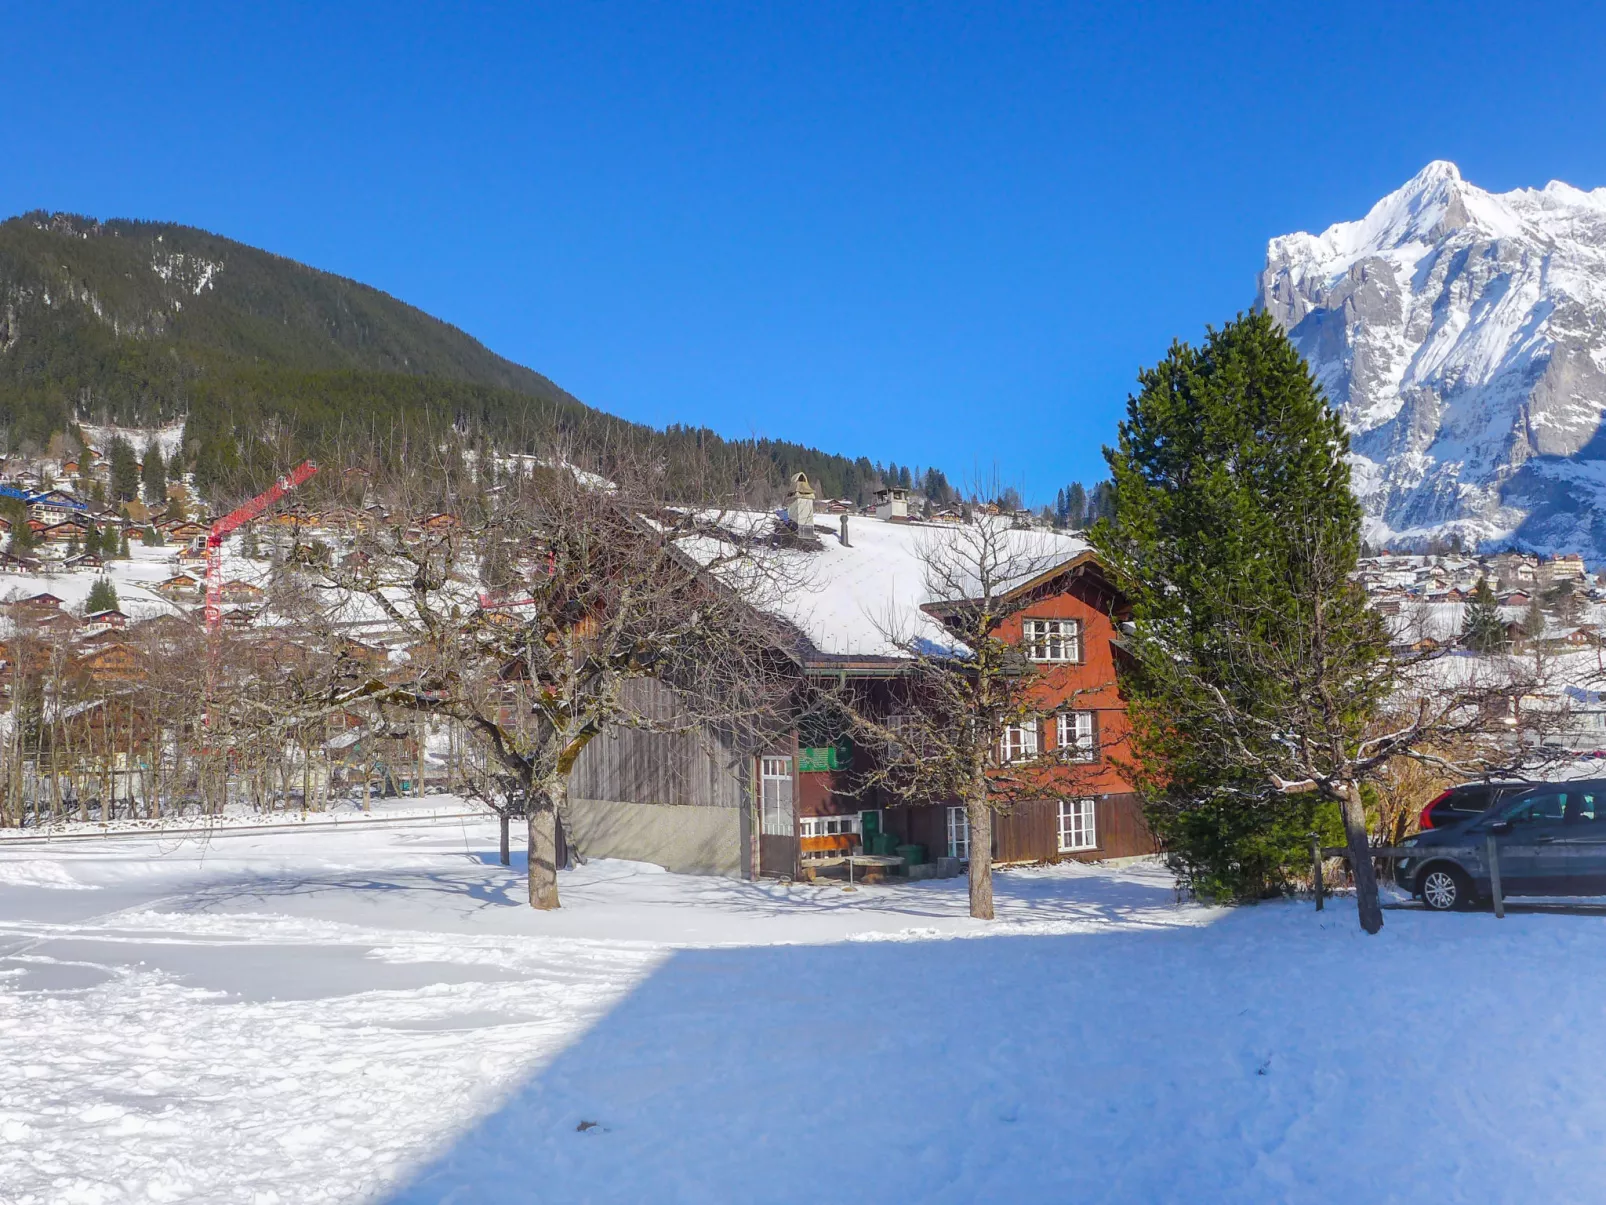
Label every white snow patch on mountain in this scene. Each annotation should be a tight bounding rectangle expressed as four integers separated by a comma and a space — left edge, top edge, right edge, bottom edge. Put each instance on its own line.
1261, 161, 1606, 562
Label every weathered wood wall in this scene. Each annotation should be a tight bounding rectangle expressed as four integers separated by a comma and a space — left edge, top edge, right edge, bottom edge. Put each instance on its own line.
569, 678, 749, 809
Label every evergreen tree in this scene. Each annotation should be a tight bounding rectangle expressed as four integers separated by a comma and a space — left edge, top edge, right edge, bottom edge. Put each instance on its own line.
141, 443, 168, 506
108, 437, 139, 502
1460, 577, 1505, 653
117, 528, 130, 559
1089, 480, 1116, 523
82, 524, 101, 558
65, 534, 79, 559
1094, 312, 1387, 926
86, 577, 119, 614
1523, 598, 1547, 642
141, 524, 163, 547
1, 498, 33, 553
1066, 482, 1088, 529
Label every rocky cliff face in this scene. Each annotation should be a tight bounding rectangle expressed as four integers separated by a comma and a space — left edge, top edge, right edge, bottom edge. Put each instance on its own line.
1259, 161, 1606, 560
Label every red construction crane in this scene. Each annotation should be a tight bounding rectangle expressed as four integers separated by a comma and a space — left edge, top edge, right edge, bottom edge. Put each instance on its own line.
204, 461, 319, 631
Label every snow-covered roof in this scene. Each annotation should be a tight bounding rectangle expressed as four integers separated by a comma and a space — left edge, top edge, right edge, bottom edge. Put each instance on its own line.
688, 513, 1094, 662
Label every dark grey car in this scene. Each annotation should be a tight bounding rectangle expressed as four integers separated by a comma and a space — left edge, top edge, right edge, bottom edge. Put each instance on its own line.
1397, 780, 1606, 910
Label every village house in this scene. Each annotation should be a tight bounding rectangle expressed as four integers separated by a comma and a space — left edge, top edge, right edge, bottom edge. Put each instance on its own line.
1540, 553, 1589, 588
153, 573, 201, 601
219, 579, 266, 604
28, 489, 87, 522
75, 640, 140, 684
563, 478, 1154, 880
82, 608, 130, 635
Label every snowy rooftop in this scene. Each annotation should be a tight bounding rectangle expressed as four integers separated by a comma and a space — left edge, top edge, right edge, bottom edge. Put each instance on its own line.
686, 513, 1092, 661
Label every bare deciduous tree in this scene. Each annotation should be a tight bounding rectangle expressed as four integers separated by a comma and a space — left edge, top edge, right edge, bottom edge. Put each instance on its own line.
283, 441, 796, 909
835, 513, 1094, 919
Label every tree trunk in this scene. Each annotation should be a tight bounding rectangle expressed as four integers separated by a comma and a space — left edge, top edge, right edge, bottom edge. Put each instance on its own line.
527, 788, 561, 909
1340, 781, 1383, 935
499, 810, 510, 867
967, 798, 995, 920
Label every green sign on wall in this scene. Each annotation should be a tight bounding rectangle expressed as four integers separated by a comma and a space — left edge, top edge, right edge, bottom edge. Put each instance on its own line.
798, 742, 852, 772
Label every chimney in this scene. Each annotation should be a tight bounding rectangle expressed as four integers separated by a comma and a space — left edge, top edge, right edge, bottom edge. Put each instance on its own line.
785, 472, 815, 529
874, 486, 908, 521
839, 514, 849, 547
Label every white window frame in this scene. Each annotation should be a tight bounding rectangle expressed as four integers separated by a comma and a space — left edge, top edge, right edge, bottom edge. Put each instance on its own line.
1023, 618, 1082, 664
999, 720, 1039, 763
798, 814, 862, 838
947, 805, 970, 860
1057, 798, 1097, 853
760, 756, 794, 836
1057, 710, 1096, 762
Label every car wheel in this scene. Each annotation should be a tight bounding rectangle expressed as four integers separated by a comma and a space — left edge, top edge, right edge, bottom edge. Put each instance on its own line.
1420, 865, 1473, 911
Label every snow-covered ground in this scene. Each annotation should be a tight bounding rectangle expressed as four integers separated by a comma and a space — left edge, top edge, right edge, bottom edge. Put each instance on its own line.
4, 821, 1606, 1203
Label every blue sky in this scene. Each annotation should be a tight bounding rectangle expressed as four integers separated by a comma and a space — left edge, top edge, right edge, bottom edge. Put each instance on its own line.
6, 2, 1606, 502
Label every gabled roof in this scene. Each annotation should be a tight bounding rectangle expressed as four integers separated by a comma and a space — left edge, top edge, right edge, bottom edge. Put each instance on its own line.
685, 512, 1099, 667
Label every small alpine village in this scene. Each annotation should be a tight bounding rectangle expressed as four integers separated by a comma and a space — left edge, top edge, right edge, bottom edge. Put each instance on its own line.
15, 9, 1606, 1205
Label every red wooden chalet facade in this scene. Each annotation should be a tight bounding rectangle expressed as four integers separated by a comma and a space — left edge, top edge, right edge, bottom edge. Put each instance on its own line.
563, 480, 1155, 881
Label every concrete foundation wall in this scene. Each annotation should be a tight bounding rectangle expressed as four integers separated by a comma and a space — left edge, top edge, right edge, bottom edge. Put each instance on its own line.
569, 797, 744, 877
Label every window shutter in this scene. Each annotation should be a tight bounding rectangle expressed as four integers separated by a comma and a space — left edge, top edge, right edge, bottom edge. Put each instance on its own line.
1089, 710, 1100, 762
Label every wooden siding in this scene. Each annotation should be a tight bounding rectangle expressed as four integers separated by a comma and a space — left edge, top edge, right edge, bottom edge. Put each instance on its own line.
993, 793, 1153, 863
569, 678, 749, 809
990, 566, 1136, 800
884, 792, 1155, 864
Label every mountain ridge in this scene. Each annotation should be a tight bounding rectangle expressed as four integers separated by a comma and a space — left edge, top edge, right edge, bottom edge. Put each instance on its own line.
0, 211, 908, 506
1260, 161, 1606, 562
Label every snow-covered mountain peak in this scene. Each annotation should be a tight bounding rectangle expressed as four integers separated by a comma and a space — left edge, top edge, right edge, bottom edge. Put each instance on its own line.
1260, 163, 1606, 563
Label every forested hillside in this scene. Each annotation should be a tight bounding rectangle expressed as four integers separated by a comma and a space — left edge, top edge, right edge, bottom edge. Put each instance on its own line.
0, 211, 910, 502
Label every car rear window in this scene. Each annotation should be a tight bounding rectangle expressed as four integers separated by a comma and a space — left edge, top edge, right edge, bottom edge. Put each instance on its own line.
1441, 788, 1491, 813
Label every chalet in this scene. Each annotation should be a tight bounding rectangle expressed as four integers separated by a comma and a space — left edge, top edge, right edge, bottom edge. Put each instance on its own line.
219, 579, 266, 604
163, 521, 210, 543
35, 610, 82, 637
0, 552, 42, 574
564, 491, 1154, 879
11, 592, 65, 612
28, 489, 86, 520
34, 519, 87, 545
75, 641, 140, 683
318, 506, 369, 533
83, 609, 130, 634
154, 573, 201, 600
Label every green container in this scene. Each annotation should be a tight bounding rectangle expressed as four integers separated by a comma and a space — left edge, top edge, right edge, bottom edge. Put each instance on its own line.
896, 843, 926, 866
871, 832, 898, 856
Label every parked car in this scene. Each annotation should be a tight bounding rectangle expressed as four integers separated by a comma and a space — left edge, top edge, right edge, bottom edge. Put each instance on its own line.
1417, 781, 1533, 830
1398, 780, 1606, 910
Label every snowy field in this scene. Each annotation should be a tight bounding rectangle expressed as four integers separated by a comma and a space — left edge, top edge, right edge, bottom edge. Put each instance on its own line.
4, 818, 1606, 1203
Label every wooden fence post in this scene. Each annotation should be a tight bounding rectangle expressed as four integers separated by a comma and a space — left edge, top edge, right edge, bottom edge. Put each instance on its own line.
1310, 832, 1324, 911
1486, 835, 1505, 919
